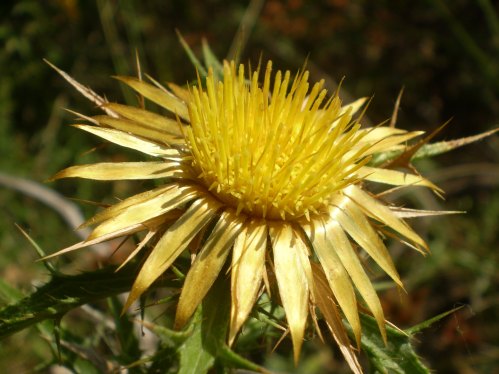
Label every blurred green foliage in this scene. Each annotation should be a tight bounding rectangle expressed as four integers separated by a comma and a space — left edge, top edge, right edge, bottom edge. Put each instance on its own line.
0, 0, 497, 372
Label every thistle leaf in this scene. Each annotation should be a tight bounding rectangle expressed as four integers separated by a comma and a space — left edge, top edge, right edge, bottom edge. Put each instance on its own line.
346, 313, 432, 374
0, 279, 24, 305
176, 30, 208, 78
178, 275, 229, 374
202, 39, 224, 78
412, 128, 499, 160
15, 224, 58, 274
405, 306, 464, 335
0, 264, 159, 340
369, 128, 498, 166
384, 121, 449, 169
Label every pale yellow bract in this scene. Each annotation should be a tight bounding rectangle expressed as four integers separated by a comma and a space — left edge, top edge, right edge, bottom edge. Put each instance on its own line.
50, 60, 440, 372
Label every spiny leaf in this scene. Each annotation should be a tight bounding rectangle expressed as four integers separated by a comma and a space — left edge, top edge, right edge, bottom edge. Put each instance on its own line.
141, 319, 194, 345
108, 296, 141, 365
178, 275, 230, 374
0, 264, 177, 340
369, 128, 498, 166
177, 308, 214, 374
352, 307, 463, 373
201, 39, 224, 79
345, 313, 431, 374
412, 128, 498, 160
405, 306, 464, 335
176, 30, 207, 78
15, 223, 57, 274
384, 121, 450, 169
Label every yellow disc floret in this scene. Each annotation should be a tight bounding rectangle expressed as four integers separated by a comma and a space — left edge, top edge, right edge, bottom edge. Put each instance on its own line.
184, 61, 369, 220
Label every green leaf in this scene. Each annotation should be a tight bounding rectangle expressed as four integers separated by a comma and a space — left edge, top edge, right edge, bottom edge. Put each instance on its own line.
353, 308, 462, 373
405, 306, 463, 335
202, 39, 224, 79
177, 274, 230, 374
176, 30, 208, 78
177, 309, 215, 374
108, 296, 142, 368
369, 128, 498, 166
15, 223, 57, 274
411, 128, 498, 160
0, 264, 178, 339
346, 313, 431, 374
147, 318, 194, 345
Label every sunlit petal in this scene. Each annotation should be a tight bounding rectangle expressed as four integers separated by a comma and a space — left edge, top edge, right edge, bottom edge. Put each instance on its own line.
303, 221, 361, 346
90, 116, 183, 146
311, 262, 363, 374
320, 218, 386, 342
270, 224, 309, 363
124, 197, 221, 310
229, 220, 267, 345
115, 76, 190, 120
81, 184, 175, 228
50, 161, 185, 181
331, 196, 403, 288
355, 130, 424, 156
42, 214, 168, 260
89, 184, 199, 240
116, 228, 159, 272
344, 185, 428, 252
102, 103, 184, 137
341, 97, 368, 117
74, 125, 177, 156
357, 166, 442, 193
175, 210, 245, 328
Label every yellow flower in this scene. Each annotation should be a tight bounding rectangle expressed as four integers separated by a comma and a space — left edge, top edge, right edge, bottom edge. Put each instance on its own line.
50, 60, 440, 367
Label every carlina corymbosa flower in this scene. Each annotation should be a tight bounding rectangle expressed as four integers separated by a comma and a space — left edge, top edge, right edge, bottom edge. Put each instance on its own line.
47, 59, 442, 368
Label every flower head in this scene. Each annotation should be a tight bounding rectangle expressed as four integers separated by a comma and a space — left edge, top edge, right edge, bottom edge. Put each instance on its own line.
50, 59, 440, 367
184, 61, 367, 221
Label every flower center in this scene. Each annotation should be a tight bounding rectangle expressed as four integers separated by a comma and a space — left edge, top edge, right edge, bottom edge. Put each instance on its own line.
183, 61, 368, 220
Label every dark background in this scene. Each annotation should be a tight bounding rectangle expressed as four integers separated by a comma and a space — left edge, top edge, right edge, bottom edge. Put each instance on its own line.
0, 1, 497, 372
